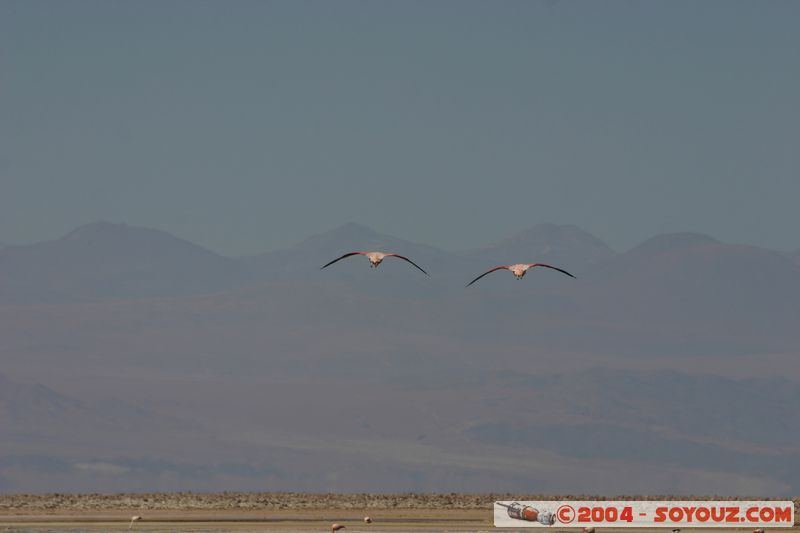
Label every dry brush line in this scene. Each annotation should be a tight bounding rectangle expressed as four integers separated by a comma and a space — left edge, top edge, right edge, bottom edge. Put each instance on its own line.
0, 493, 798, 524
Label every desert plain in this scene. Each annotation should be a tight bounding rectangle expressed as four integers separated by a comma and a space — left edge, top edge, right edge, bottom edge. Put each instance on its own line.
1, 493, 799, 532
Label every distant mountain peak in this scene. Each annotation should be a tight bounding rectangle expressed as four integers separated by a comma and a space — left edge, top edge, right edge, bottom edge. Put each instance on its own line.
54, 221, 222, 258
0, 221, 239, 303
296, 222, 416, 253
506, 223, 613, 249
468, 223, 611, 251
63, 221, 131, 240
326, 222, 382, 238
462, 223, 615, 270
338, 221, 374, 232
628, 232, 719, 256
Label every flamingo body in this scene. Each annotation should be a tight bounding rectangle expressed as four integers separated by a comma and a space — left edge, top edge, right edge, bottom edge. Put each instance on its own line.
466, 262, 575, 287
321, 251, 428, 275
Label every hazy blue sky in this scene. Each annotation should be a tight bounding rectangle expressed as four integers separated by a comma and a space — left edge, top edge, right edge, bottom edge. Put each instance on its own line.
2, 1, 798, 255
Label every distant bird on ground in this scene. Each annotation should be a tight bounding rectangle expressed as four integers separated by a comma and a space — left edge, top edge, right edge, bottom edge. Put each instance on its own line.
753, 530, 765, 533
129, 516, 142, 529
321, 251, 429, 275
466, 263, 575, 287
331, 524, 346, 532
583, 527, 596, 533
364, 516, 372, 523
672, 529, 681, 533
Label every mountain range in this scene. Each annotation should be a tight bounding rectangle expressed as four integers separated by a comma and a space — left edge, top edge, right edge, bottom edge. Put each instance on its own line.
1, 222, 798, 494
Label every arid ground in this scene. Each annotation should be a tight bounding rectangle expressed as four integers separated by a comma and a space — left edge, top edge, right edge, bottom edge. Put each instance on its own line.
1, 494, 798, 532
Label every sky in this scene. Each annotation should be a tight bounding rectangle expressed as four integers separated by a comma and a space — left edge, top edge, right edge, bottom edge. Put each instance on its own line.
1, 0, 799, 256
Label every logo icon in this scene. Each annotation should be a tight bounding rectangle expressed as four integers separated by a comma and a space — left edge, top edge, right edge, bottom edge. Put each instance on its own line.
497, 502, 556, 525
557, 505, 576, 524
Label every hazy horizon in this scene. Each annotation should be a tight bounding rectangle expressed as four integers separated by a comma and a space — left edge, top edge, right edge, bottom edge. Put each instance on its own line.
3, 217, 799, 257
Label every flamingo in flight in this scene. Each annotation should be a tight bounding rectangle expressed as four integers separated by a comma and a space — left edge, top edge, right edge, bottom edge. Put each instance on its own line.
466, 263, 575, 287
321, 251, 429, 275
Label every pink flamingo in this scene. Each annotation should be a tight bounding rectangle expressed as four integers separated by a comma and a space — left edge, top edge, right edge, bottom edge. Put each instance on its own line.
331, 524, 346, 532
321, 251, 428, 275
466, 263, 575, 287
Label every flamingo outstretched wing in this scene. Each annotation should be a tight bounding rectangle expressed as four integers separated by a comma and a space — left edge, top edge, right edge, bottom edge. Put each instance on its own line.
385, 254, 429, 276
465, 266, 509, 287
320, 252, 364, 270
528, 263, 576, 278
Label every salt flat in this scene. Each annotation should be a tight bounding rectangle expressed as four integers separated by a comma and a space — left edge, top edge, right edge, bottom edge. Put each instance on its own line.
1, 511, 798, 533
0, 509, 489, 532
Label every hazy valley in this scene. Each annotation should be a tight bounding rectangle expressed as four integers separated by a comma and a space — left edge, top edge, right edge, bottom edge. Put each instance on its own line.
1, 222, 799, 494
